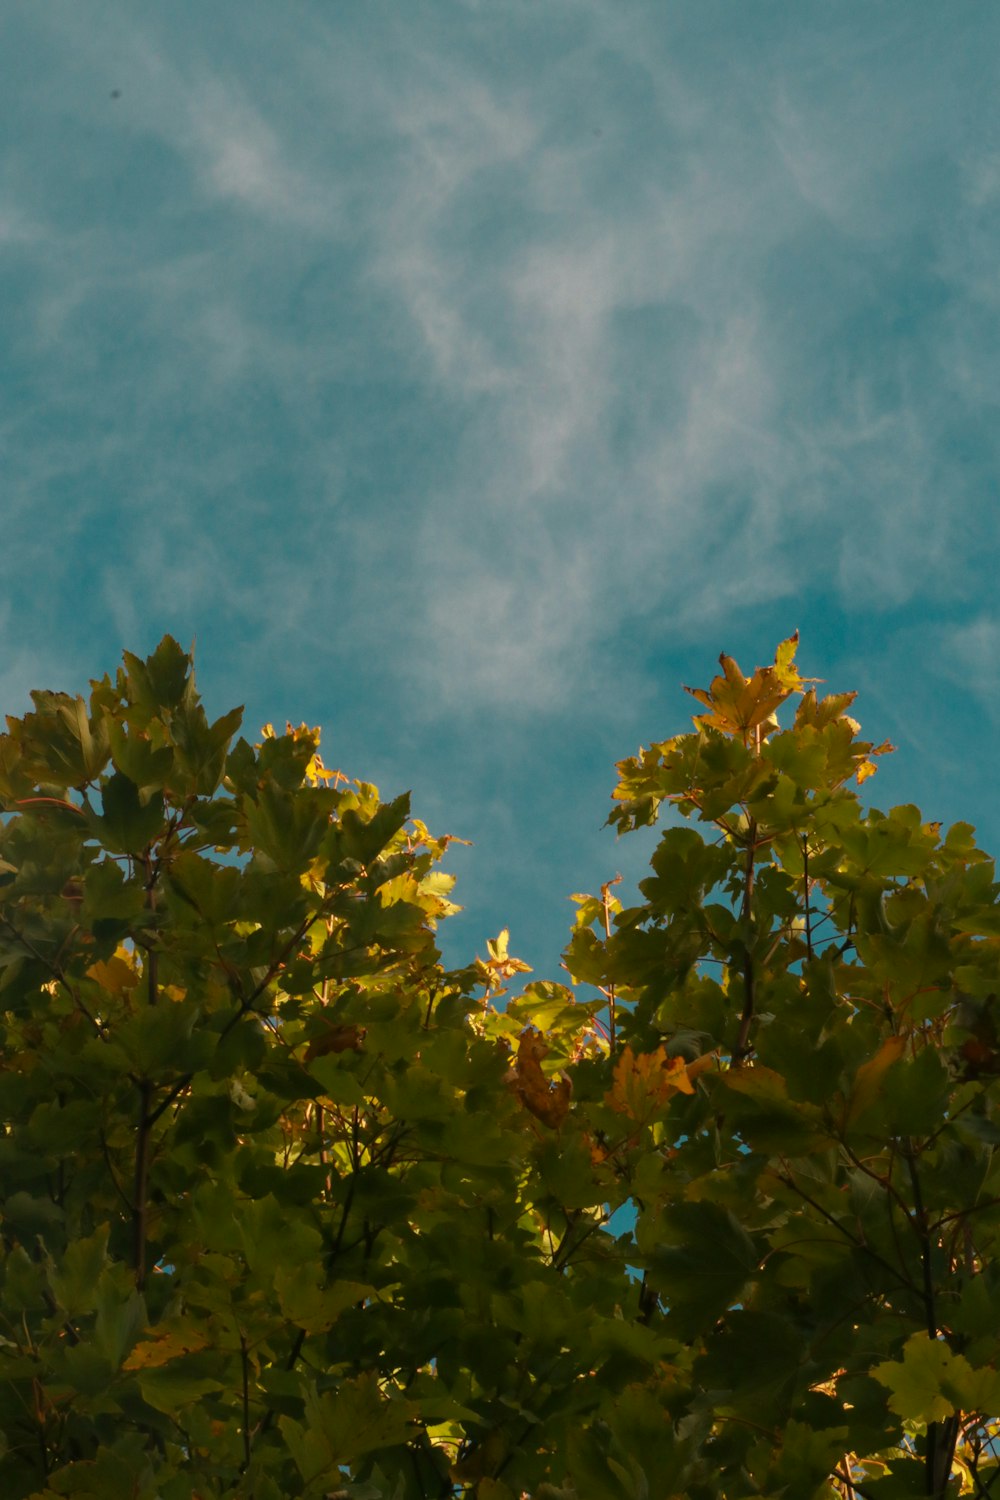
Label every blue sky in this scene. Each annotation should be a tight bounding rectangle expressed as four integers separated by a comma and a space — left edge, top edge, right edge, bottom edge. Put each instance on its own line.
4, 0, 1000, 976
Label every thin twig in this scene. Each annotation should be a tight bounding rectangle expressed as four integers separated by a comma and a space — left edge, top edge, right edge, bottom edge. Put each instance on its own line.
776, 1166, 921, 1297
99, 1130, 134, 1213
239, 1332, 251, 1472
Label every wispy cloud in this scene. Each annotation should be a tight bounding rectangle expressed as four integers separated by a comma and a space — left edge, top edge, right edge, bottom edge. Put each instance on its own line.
3, 0, 1000, 744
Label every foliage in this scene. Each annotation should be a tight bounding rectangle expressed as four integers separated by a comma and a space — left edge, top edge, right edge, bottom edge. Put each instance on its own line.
0, 634, 998, 1498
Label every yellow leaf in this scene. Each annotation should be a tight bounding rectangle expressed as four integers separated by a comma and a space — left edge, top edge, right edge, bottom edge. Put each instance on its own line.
683, 637, 821, 743
773, 630, 803, 685
488, 928, 511, 961
86, 951, 140, 996
686, 1050, 720, 1084
123, 1326, 209, 1370
856, 739, 895, 784
719, 653, 749, 692
481, 929, 532, 983
606, 1045, 712, 1122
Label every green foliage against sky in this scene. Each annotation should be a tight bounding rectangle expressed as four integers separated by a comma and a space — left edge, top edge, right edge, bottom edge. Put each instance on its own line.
0, 636, 999, 1498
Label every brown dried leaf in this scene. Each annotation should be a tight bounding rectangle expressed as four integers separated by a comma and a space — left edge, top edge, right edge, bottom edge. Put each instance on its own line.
305, 1023, 366, 1062
509, 1028, 572, 1129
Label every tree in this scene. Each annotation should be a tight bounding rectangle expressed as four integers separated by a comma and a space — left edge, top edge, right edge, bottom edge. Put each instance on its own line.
0, 635, 997, 1498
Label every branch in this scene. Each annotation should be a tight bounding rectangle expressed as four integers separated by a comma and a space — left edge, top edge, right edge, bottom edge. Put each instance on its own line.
838, 1137, 917, 1227
98, 1130, 134, 1214
239, 1332, 251, 1472
142, 849, 159, 1008
776, 1166, 921, 1298
830, 1468, 878, 1500
132, 1079, 153, 1291
903, 1146, 937, 1341
551, 1212, 607, 1274
732, 821, 757, 1066
548, 1211, 581, 1272
144, 1074, 192, 1130
637, 1270, 659, 1325
903, 1145, 961, 1496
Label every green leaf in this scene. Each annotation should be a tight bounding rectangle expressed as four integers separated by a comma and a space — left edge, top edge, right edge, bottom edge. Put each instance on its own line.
47, 1224, 110, 1316
106, 720, 175, 790
872, 1334, 961, 1423
279, 1375, 417, 1481
881, 1045, 951, 1135
166, 851, 241, 927
307, 1052, 366, 1106
5, 631, 1000, 1499
766, 1419, 850, 1498
717, 1064, 832, 1154
243, 781, 335, 873
273, 1270, 374, 1333
136, 1359, 226, 1415
122, 635, 195, 714
696, 1311, 804, 1418
7, 691, 111, 788
94, 1267, 147, 1367
90, 772, 164, 854
649, 1202, 759, 1338
171, 703, 245, 796
326, 792, 411, 870
872, 1332, 1000, 1425
27, 1447, 145, 1498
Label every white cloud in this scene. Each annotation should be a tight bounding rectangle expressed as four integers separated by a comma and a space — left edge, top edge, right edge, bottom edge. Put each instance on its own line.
183, 76, 336, 228
937, 616, 1000, 716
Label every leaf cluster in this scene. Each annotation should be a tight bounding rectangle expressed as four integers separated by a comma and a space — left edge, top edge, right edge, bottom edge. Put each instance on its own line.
0, 635, 997, 1499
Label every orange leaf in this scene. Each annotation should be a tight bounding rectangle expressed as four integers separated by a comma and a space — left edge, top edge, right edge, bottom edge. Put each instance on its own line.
848, 1035, 906, 1125
856, 740, 895, 785
509, 1029, 572, 1129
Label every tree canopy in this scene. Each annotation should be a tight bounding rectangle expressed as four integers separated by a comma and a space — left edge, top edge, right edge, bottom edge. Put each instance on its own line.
0, 634, 998, 1498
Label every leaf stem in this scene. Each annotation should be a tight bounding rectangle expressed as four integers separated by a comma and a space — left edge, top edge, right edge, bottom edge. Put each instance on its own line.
802, 834, 813, 962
